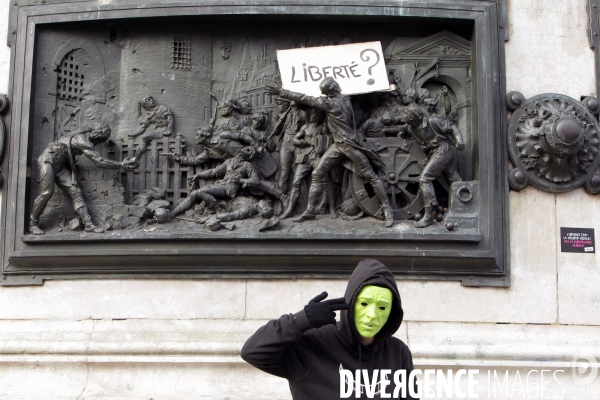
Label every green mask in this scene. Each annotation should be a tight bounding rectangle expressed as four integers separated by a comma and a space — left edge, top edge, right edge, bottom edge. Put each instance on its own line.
353, 285, 393, 339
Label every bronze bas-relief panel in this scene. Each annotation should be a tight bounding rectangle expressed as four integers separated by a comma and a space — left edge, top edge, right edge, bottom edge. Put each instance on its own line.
0, 1, 509, 286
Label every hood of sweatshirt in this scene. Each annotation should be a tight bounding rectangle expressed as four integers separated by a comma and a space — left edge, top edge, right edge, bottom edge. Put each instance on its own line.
241, 258, 415, 400
339, 259, 404, 348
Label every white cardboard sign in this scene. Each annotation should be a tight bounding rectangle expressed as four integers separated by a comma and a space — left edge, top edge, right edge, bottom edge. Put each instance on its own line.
276, 41, 389, 97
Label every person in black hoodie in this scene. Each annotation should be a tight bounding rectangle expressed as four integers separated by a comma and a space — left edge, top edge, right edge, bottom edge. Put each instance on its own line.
241, 259, 418, 399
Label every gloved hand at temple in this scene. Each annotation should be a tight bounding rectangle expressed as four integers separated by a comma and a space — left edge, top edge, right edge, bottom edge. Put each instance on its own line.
304, 291, 349, 329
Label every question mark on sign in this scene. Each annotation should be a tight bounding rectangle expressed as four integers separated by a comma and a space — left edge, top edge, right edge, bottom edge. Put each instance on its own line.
360, 48, 381, 85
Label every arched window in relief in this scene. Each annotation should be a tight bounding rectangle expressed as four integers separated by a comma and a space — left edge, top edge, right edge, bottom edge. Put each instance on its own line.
50, 38, 106, 139
56, 54, 85, 102
54, 50, 88, 139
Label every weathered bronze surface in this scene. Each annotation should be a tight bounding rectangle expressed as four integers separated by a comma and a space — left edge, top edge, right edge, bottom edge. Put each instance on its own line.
0, 94, 8, 187
507, 92, 600, 194
0, 1, 510, 287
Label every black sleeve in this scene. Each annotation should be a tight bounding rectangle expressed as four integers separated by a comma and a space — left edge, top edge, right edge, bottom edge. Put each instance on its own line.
241, 310, 315, 382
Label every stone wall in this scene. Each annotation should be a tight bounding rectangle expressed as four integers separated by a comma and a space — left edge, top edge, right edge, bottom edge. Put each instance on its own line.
0, 0, 599, 398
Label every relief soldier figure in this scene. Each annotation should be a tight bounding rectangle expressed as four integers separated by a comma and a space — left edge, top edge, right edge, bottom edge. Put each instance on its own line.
166, 125, 259, 167
272, 98, 307, 192
359, 91, 404, 139
422, 97, 439, 115
171, 146, 261, 217
241, 111, 276, 152
239, 110, 280, 179
212, 99, 244, 133
171, 147, 287, 217
439, 86, 465, 149
396, 102, 465, 228
129, 96, 174, 164
400, 87, 418, 106
197, 196, 274, 224
268, 77, 395, 228
29, 123, 136, 235
280, 107, 336, 219
167, 126, 227, 166
238, 97, 254, 128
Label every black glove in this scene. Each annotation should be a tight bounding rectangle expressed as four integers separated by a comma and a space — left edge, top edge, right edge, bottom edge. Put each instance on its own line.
304, 292, 349, 329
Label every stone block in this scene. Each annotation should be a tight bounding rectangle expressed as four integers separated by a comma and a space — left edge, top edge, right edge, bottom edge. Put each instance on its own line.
0, 362, 87, 397
0, 319, 270, 357
0, 319, 93, 344
246, 279, 348, 319
88, 318, 259, 349
556, 189, 600, 325
0, 280, 246, 320
505, 0, 595, 99
81, 362, 290, 398
408, 322, 600, 363
506, 188, 558, 323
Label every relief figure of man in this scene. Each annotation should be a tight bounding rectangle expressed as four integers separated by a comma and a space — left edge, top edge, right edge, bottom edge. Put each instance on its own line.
280, 107, 336, 220
396, 102, 465, 228
359, 91, 404, 139
273, 98, 306, 192
129, 96, 174, 164
167, 125, 258, 167
267, 77, 394, 228
29, 123, 136, 235
212, 99, 244, 134
170, 147, 286, 217
196, 196, 274, 224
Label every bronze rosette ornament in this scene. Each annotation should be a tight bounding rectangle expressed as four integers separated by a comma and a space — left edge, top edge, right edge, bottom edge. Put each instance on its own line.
506, 92, 600, 194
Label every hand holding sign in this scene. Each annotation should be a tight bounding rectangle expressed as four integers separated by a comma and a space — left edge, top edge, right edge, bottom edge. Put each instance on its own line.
277, 41, 389, 97
265, 83, 281, 96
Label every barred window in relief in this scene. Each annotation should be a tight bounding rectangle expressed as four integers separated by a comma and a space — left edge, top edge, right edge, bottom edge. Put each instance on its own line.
57, 55, 85, 101
171, 37, 191, 71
